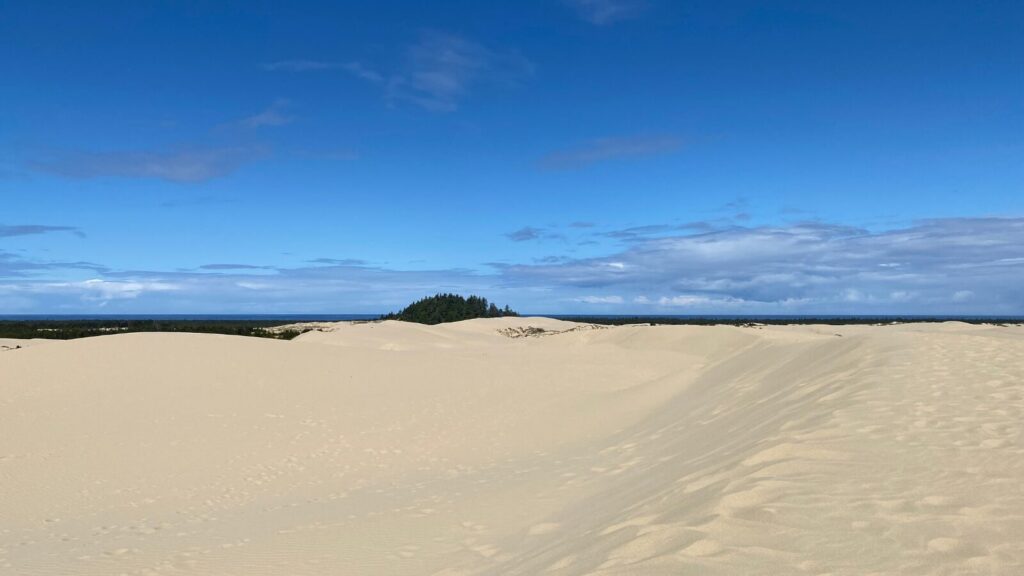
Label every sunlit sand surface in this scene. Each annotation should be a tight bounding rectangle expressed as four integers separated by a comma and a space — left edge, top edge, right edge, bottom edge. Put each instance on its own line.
2, 319, 1023, 575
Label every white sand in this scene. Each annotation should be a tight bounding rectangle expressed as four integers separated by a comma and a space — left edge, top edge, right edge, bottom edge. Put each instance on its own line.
2, 319, 1023, 575
0, 338, 52, 352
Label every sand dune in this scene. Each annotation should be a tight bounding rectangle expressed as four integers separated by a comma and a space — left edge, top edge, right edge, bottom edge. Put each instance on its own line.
2, 319, 1023, 575
0, 338, 52, 352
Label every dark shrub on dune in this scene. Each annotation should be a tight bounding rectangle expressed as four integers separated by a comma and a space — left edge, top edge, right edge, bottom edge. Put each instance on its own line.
381, 294, 518, 325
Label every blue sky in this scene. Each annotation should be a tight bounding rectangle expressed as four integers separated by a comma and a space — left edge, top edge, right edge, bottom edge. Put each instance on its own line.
1, 0, 1022, 314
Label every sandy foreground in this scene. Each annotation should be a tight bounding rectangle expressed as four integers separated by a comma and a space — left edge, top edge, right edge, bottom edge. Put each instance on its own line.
1, 318, 1023, 575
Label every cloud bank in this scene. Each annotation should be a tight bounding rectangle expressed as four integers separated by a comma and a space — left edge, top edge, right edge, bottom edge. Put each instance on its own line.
1, 218, 1022, 314
497, 217, 1024, 313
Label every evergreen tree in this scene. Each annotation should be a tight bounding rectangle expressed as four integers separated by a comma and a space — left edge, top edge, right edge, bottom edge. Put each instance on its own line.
382, 294, 519, 325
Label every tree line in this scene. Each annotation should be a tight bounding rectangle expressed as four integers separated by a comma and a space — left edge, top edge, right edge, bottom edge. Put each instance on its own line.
0, 320, 301, 340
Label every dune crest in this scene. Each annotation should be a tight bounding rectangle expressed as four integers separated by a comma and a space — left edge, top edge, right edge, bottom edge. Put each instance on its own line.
2, 320, 1023, 575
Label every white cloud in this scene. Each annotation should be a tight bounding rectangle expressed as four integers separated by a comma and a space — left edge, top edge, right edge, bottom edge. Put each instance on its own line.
236, 281, 274, 291
266, 34, 532, 113
565, 0, 644, 25
263, 60, 385, 83
2, 218, 1023, 315
240, 99, 293, 128
263, 60, 341, 71
340, 62, 385, 84
657, 295, 746, 307
387, 32, 533, 112
576, 295, 624, 304
889, 290, 917, 302
29, 279, 181, 301
953, 290, 975, 302
77, 279, 179, 300
498, 218, 1024, 313
841, 288, 866, 302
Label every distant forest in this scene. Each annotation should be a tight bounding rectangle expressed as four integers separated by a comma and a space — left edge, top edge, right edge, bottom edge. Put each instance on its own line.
0, 320, 301, 341
1, 311, 1020, 342
381, 294, 518, 325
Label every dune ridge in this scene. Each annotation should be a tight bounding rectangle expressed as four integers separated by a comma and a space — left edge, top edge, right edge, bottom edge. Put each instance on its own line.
1, 319, 1023, 575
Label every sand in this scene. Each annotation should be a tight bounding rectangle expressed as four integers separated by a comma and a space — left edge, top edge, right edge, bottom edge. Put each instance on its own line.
0, 338, 51, 352
1, 318, 1023, 575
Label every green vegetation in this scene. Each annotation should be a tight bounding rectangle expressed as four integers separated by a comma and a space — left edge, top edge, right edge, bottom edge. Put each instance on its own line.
0, 320, 302, 341
381, 293, 518, 325
1, 314, 1017, 343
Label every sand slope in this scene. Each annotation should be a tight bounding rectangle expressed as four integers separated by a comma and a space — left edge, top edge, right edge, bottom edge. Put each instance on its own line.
1, 320, 1023, 575
0, 338, 52, 352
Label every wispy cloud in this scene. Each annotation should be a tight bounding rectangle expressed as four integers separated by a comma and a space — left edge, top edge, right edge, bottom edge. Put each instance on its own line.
506, 226, 546, 242
575, 295, 624, 304
307, 258, 368, 266
239, 99, 293, 128
535, 255, 572, 264
297, 148, 360, 161
341, 62, 386, 84
36, 146, 265, 183
0, 224, 83, 238
387, 32, 532, 112
267, 33, 532, 113
262, 60, 342, 72
565, 0, 645, 25
602, 221, 715, 241
603, 224, 677, 240
263, 60, 386, 83
159, 195, 239, 209
197, 263, 271, 271
540, 135, 681, 170
0, 250, 107, 279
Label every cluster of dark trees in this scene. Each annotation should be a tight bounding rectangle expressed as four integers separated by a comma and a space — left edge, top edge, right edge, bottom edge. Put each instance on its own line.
0, 320, 301, 340
381, 294, 518, 325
